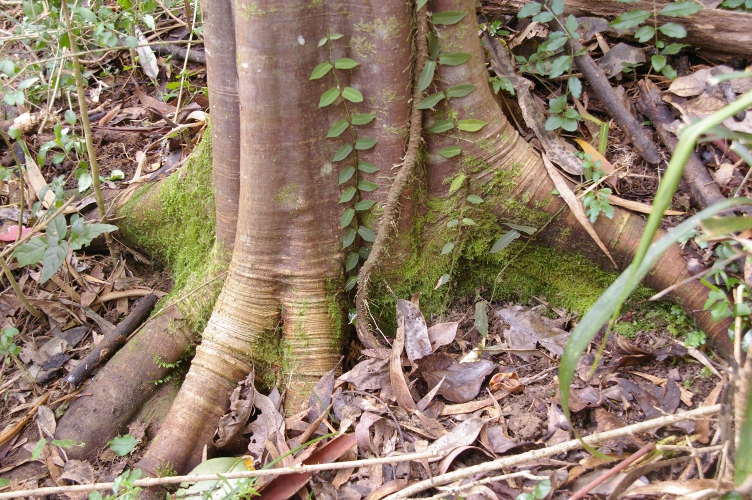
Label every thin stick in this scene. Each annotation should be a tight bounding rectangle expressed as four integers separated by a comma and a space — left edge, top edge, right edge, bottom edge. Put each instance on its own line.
382, 404, 720, 500
569, 442, 654, 500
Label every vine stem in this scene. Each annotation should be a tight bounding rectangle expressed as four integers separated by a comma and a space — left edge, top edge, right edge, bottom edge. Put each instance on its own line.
60, 0, 117, 261
354, 4, 429, 349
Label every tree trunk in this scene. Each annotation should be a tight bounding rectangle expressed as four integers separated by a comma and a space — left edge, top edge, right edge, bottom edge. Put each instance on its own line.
56, 0, 728, 477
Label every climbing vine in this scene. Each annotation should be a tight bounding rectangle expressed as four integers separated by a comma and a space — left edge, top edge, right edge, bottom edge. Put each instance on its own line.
311, 33, 379, 291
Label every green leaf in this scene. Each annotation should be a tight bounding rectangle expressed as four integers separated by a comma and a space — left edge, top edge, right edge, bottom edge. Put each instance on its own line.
505, 222, 537, 235
345, 252, 359, 272
565, 15, 579, 37
447, 219, 459, 228
340, 186, 357, 203
651, 54, 667, 71
310, 61, 333, 80
446, 84, 476, 98
47, 214, 67, 245
358, 162, 379, 173
466, 194, 484, 204
343, 227, 357, 248
341, 208, 355, 228
351, 113, 375, 125
428, 31, 440, 60
439, 53, 472, 66
462, 218, 476, 225
458, 119, 487, 132
338, 166, 355, 184
358, 226, 376, 242
549, 55, 572, 79
355, 199, 376, 211
449, 174, 466, 193
417, 91, 446, 109
532, 11, 554, 23
0, 479, 9, 488
551, 0, 565, 15
417, 0, 428, 8
533, 480, 552, 498
334, 58, 360, 70
441, 242, 455, 254
8, 127, 20, 140
568, 77, 582, 99
438, 146, 462, 158
418, 60, 436, 93
333, 143, 353, 162
31, 439, 47, 460
549, 95, 568, 114
329, 34, 344, 40
518, 2, 543, 18
319, 87, 340, 107
14, 237, 47, 267
661, 64, 678, 79
109, 435, 138, 456
610, 10, 651, 30
431, 11, 467, 25
342, 87, 364, 103
345, 275, 358, 292
358, 180, 379, 192
64, 110, 77, 125
562, 118, 579, 132
427, 119, 455, 134
634, 25, 655, 43
355, 137, 377, 150
545, 115, 564, 131
318, 37, 328, 47
41, 241, 68, 284
660, 1, 702, 16
68, 217, 117, 251
661, 43, 687, 55
490, 230, 520, 253
658, 22, 687, 38
359, 246, 371, 260
475, 300, 489, 338
327, 120, 349, 138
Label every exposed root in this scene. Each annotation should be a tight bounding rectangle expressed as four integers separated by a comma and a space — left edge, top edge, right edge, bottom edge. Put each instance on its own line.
355, 5, 428, 349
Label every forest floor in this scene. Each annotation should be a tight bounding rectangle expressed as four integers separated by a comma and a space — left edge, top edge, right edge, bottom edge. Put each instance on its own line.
0, 1, 750, 499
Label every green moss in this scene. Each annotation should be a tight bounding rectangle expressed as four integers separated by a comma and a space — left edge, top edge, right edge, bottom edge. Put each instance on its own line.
119, 126, 228, 331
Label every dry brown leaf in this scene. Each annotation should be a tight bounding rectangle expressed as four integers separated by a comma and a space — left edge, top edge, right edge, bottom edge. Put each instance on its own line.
390, 317, 416, 413
397, 299, 431, 364
426, 322, 458, 350
542, 153, 616, 268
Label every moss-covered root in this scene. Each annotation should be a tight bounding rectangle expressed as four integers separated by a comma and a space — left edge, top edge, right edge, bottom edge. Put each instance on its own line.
55, 307, 194, 460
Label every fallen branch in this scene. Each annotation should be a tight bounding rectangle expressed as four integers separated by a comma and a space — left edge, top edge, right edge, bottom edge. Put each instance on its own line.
65, 294, 159, 387
382, 404, 721, 500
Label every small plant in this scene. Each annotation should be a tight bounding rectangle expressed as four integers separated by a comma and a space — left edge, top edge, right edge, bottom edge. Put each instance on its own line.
0, 327, 21, 357
577, 152, 614, 223
107, 434, 138, 456
89, 469, 142, 500
516, 478, 552, 500
684, 329, 707, 348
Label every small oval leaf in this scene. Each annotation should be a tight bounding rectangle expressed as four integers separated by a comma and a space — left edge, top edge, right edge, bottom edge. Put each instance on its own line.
358, 162, 379, 173
441, 242, 455, 254
467, 194, 484, 204
439, 52, 472, 66
334, 58, 360, 69
490, 230, 520, 253
351, 113, 375, 125
341, 208, 355, 228
327, 120, 349, 138
340, 186, 357, 203
319, 87, 340, 107
355, 137, 377, 150
310, 61, 333, 80
343, 228, 357, 248
345, 252, 359, 271
446, 84, 475, 98
457, 119, 487, 132
438, 146, 462, 158
449, 174, 466, 193
358, 180, 379, 192
427, 119, 455, 134
418, 60, 436, 92
342, 87, 364, 103
432, 11, 467, 25
355, 199, 376, 211
339, 166, 356, 184
333, 143, 353, 162
358, 226, 377, 242
417, 91, 446, 110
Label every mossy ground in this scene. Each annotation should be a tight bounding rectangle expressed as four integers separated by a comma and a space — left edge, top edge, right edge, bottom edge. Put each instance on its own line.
119, 126, 229, 332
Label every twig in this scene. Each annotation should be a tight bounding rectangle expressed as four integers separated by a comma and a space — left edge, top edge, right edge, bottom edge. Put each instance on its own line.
422, 471, 549, 500
0, 449, 451, 499
0, 256, 42, 318
569, 442, 654, 500
382, 404, 721, 500
355, 4, 428, 349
